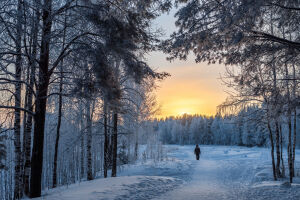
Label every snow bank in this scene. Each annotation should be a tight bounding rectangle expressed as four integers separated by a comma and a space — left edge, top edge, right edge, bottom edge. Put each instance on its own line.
34, 176, 179, 200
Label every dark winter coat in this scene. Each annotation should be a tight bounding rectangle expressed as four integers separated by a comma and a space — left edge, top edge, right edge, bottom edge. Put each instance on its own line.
194, 147, 201, 155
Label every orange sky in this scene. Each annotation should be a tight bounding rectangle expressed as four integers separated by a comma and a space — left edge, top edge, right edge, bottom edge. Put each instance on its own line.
147, 52, 228, 118
147, 10, 229, 118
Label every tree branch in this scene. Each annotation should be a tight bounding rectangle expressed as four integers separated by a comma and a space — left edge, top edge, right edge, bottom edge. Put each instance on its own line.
0, 106, 35, 115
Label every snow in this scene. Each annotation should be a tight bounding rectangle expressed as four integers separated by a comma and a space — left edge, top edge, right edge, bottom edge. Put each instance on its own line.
32, 176, 178, 200
33, 145, 300, 200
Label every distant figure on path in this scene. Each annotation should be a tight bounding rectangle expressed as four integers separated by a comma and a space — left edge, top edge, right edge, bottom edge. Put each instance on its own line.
194, 144, 201, 160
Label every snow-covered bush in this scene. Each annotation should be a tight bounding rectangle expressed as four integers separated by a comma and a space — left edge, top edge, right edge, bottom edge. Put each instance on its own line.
143, 132, 167, 163
118, 140, 129, 165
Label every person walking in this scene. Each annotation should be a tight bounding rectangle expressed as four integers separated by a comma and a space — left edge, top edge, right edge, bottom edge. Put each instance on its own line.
194, 144, 201, 160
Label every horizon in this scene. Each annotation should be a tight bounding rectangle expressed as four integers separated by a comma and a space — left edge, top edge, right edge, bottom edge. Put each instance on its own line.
153, 112, 216, 121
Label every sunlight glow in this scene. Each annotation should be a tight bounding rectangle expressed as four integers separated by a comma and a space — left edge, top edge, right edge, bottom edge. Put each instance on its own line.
178, 111, 191, 116
151, 63, 228, 118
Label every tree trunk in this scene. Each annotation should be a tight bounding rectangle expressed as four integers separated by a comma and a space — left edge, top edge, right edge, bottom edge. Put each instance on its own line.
134, 126, 138, 161
86, 99, 93, 181
292, 64, 297, 177
22, 62, 29, 182
14, 0, 23, 198
109, 112, 113, 168
30, 0, 53, 197
103, 102, 108, 178
284, 62, 293, 183
22, 64, 29, 196
23, 0, 40, 195
30, 72, 50, 197
292, 109, 297, 177
280, 124, 285, 177
79, 101, 85, 179
288, 111, 293, 183
52, 69, 63, 188
52, 12, 67, 188
275, 121, 281, 177
267, 121, 277, 181
22, 64, 29, 195
81, 128, 85, 179
111, 112, 118, 177
134, 141, 138, 161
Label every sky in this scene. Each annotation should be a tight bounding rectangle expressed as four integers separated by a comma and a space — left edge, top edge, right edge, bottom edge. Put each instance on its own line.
146, 8, 228, 118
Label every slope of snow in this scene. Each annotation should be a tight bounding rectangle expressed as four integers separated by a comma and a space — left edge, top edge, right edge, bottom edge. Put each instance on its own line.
33, 145, 300, 200
33, 176, 178, 200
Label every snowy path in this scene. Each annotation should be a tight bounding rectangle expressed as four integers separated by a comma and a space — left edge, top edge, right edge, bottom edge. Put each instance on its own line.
155, 146, 257, 200
36, 145, 300, 200
156, 146, 300, 200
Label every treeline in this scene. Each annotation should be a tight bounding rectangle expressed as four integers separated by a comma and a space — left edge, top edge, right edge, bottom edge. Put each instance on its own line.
0, 0, 171, 199
155, 109, 300, 148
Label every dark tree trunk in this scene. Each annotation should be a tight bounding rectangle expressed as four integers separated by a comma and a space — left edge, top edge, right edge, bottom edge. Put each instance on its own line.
52, 70, 63, 188
23, 1, 40, 195
30, 77, 49, 197
134, 124, 138, 161
86, 100, 93, 181
292, 63, 297, 177
22, 66, 29, 196
134, 141, 138, 161
52, 12, 67, 188
108, 111, 113, 168
280, 124, 285, 177
292, 109, 297, 177
275, 121, 281, 177
269, 41, 278, 181
103, 103, 108, 178
284, 62, 293, 183
14, 0, 23, 198
79, 102, 85, 179
111, 112, 118, 177
267, 121, 277, 181
288, 111, 293, 183
30, 0, 53, 197
22, 64, 29, 179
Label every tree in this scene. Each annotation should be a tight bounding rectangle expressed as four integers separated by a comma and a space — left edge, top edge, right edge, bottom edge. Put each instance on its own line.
52, 11, 67, 188
76, 0, 170, 178
30, 0, 89, 196
13, 1, 23, 198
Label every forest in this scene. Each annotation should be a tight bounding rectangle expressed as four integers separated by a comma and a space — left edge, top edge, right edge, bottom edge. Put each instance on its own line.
156, 109, 300, 148
0, 0, 300, 200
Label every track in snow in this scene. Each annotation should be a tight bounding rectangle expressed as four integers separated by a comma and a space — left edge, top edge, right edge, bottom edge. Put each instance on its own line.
156, 145, 300, 200
155, 146, 259, 200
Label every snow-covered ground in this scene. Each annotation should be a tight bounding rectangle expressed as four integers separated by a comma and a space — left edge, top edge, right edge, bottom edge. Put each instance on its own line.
35, 145, 300, 200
